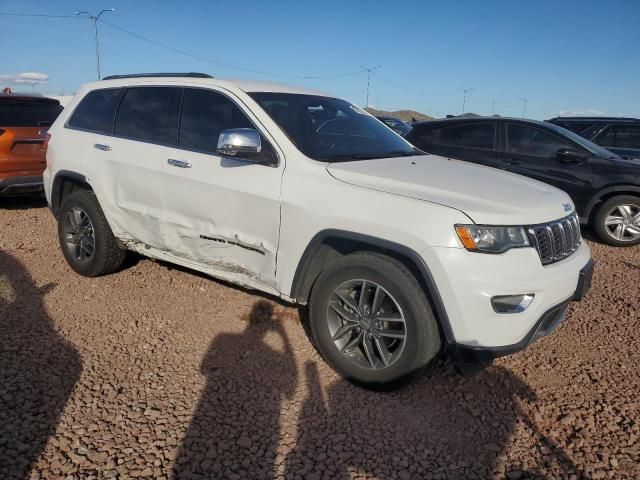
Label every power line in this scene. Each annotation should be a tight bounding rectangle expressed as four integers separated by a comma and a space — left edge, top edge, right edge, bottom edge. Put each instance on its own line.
100, 19, 362, 80
359, 65, 381, 107
0, 12, 79, 18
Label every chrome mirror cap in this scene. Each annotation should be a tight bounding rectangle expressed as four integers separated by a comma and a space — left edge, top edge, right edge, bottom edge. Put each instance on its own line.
217, 128, 261, 157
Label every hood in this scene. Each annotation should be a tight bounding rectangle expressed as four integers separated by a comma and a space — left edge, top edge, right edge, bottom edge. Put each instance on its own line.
327, 155, 573, 225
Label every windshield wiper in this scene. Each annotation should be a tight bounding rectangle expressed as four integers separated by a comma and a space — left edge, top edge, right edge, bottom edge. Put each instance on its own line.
323, 150, 418, 162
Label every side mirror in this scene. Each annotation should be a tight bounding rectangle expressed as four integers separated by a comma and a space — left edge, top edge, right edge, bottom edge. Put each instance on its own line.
217, 128, 262, 159
556, 148, 585, 163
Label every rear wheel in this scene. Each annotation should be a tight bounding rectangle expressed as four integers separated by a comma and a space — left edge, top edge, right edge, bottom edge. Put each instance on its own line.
593, 195, 640, 246
58, 190, 126, 276
309, 252, 441, 385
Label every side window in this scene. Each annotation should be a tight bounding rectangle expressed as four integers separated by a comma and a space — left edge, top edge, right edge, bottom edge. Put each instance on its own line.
594, 126, 613, 147
613, 126, 640, 149
114, 87, 181, 145
507, 123, 572, 157
416, 127, 438, 145
179, 88, 253, 153
439, 123, 495, 149
67, 88, 122, 133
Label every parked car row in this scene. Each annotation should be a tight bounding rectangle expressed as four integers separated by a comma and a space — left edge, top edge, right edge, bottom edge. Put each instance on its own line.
404, 117, 640, 246
34, 73, 596, 386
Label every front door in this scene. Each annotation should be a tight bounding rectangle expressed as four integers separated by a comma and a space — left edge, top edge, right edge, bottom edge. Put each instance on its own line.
160, 87, 283, 289
500, 122, 594, 215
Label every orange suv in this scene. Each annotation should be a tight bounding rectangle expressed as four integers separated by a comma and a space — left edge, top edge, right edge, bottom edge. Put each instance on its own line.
0, 93, 62, 196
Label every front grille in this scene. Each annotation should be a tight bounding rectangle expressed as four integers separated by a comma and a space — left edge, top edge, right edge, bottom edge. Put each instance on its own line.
528, 213, 581, 265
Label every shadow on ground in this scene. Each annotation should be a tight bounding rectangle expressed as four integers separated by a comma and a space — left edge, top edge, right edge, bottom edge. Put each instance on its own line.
0, 251, 82, 479
173, 300, 585, 479
0, 195, 48, 211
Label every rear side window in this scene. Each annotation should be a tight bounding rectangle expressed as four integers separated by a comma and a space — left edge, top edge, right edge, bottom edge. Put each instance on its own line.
613, 125, 640, 149
439, 123, 496, 150
0, 100, 62, 127
179, 88, 253, 153
68, 88, 122, 133
114, 87, 181, 145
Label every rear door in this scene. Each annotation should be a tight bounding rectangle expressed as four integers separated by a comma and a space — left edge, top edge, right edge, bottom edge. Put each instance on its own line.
408, 121, 500, 168
160, 87, 283, 289
500, 122, 594, 212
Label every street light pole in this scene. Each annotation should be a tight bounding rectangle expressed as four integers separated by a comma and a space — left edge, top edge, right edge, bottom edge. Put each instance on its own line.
359, 65, 381, 107
76, 8, 115, 80
519, 97, 531, 118
461, 87, 475, 114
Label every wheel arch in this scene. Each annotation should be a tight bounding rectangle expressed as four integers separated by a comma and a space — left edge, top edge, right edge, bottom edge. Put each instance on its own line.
51, 170, 93, 218
583, 185, 640, 222
290, 229, 456, 345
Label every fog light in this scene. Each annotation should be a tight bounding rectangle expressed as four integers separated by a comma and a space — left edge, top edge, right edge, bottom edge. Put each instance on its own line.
491, 294, 534, 314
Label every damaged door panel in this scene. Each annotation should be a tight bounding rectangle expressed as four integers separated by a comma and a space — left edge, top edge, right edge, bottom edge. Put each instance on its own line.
160, 87, 283, 288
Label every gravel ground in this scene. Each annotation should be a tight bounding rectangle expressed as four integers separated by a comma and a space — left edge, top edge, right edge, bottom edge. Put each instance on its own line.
0, 197, 638, 480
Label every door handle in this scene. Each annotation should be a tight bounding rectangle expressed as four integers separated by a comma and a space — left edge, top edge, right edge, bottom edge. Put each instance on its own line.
167, 158, 192, 168
503, 158, 522, 166
94, 143, 111, 151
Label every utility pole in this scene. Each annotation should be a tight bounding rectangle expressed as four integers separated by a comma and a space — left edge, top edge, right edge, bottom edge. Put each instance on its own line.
461, 87, 475, 114
76, 8, 116, 80
492, 99, 496, 115
359, 65, 381, 108
519, 97, 531, 118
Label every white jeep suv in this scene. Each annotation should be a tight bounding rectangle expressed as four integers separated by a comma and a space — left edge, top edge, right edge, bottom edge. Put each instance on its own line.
44, 73, 593, 384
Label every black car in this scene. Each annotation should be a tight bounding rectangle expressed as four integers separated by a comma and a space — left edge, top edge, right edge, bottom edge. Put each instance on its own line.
405, 117, 640, 246
375, 116, 411, 136
546, 117, 640, 160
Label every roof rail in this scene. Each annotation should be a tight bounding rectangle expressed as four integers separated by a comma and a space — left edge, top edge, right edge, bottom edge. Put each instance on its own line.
102, 72, 213, 80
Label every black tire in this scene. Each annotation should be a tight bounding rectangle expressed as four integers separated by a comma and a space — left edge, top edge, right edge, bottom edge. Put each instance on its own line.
57, 190, 126, 277
309, 252, 441, 385
593, 195, 640, 247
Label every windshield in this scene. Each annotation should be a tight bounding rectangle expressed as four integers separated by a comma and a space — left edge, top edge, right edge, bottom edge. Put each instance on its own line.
545, 122, 619, 158
249, 92, 417, 161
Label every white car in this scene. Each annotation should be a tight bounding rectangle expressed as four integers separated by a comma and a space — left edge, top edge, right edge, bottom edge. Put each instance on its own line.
44, 73, 593, 385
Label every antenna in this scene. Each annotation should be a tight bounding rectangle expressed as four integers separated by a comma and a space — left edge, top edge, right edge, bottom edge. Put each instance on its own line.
359, 65, 381, 108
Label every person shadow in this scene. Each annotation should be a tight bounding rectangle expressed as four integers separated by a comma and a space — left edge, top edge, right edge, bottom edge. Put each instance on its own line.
172, 300, 298, 479
0, 251, 82, 479
285, 360, 587, 479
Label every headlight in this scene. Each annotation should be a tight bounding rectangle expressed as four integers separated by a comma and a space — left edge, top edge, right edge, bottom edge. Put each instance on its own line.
455, 225, 530, 253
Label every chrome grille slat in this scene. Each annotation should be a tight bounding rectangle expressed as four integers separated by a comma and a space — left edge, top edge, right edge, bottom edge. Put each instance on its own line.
528, 213, 582, 265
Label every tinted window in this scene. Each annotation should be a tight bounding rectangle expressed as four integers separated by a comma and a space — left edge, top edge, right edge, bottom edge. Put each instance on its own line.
560, 122, 596, 135
412, 126, 437, 146
594, 126, 613, 147
179, 89, 253, 153
68, 88, 122, 133
439, 123, 495, 149
114, 87, 180, 144
250, 92, 415, 161
507, 124, 572, 157
614, 125, 640, 149
0, 99, 62, 127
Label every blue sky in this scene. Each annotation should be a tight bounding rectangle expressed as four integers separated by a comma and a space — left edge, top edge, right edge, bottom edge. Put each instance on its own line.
1, 0, 639, 119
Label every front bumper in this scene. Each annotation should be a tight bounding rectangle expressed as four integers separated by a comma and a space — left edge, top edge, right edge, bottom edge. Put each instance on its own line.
450, 258, 594, 365
0, 175, 44, 196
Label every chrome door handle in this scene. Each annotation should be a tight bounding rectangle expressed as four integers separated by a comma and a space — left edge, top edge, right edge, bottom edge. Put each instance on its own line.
94, 143, 111, 151
167, 158, 192, 168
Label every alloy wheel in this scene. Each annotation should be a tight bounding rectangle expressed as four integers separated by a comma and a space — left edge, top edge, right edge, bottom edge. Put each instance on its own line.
63, 206, 96, 262
604, 204, 640, 242
326, 279, 407, 370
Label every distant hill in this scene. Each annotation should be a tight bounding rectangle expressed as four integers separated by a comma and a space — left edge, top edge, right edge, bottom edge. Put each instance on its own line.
365, 107, 434, 122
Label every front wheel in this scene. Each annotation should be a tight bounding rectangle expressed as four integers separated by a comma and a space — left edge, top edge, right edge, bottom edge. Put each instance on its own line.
593, 195, 640, 246
309, 252, 441, 385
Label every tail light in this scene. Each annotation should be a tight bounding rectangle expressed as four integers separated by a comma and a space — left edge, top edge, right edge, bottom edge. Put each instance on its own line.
44, 133, 51, 148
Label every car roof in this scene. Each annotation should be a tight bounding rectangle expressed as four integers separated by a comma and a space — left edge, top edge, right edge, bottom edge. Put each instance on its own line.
83, 75, 333, 97
547, 116, 640, 123
411, 116, 550, 128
